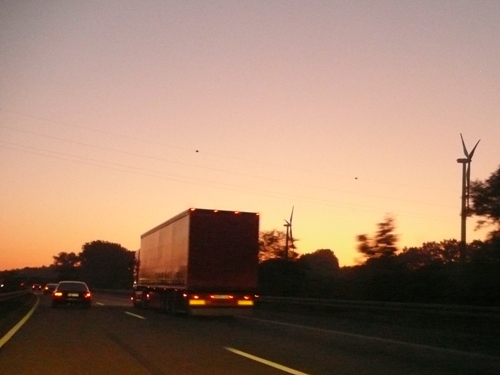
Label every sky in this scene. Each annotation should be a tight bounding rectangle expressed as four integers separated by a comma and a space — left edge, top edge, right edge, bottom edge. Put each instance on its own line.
1, 1, 499, 271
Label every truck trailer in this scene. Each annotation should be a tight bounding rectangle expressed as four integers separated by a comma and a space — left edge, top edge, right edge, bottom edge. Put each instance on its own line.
132, 208, 260, 315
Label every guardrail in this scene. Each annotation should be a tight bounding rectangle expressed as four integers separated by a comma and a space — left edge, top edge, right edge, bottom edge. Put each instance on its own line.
257, 296, 500, 318
0, 290, 30, 303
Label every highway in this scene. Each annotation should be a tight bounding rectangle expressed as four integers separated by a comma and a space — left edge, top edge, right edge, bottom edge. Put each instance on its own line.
1, 292, 499, 375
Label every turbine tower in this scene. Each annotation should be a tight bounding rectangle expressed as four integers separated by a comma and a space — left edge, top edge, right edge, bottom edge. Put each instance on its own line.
284, 206, 294, 261
456, 133, 480, 261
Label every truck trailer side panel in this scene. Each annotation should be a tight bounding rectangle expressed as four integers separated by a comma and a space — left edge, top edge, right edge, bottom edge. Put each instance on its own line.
138, 211, 190, 287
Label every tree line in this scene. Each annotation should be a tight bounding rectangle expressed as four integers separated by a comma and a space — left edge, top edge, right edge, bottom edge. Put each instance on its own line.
2, 165, 499, 305
0, 241, 135, 291
258, 164, 500, 305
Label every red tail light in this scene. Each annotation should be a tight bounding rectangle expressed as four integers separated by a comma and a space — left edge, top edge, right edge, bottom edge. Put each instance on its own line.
84, 292, 92, 299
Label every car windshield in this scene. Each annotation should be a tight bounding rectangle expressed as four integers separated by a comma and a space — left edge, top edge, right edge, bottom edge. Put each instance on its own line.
57, 282, 88, 292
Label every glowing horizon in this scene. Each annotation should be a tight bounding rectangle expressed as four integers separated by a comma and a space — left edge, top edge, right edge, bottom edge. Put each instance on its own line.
1, 1, 499, 271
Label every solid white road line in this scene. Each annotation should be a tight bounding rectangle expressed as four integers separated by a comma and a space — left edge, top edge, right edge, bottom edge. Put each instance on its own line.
125, 311, 146, 319
0, 294, 40, 349
225, 347, 311, 375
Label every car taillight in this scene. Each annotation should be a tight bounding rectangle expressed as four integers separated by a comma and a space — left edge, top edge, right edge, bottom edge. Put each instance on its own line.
53, 292, 63, 297
84, 292, 91, 299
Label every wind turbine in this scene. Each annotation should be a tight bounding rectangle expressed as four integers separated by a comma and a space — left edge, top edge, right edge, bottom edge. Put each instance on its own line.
456, 133, 480, 261
283, 206, 294, 261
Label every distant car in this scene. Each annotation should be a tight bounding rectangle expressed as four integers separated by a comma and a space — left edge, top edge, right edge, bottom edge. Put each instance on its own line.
52, 281, 92, 308
43, 283, 58, 294
32, 284, 42, 291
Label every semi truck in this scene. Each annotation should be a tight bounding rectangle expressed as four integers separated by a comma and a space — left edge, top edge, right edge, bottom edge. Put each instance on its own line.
132, 208, 260, 315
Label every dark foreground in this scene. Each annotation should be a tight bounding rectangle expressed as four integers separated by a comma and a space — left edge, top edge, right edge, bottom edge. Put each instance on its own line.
1, 292, 499, 375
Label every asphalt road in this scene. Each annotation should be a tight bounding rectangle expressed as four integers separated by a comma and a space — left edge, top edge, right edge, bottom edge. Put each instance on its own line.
1, 292, 499, 375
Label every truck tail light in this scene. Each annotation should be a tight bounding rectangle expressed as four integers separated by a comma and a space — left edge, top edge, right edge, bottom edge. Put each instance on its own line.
189, 295, 206, 305
189, 299, 206, 305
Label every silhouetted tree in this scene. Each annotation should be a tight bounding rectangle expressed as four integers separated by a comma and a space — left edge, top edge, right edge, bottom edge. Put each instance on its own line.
52, 251, 80, 280
356, 214, 399, 264
79, 241, 134, 289
439, 239, 462, 263
298, 249, 339, 277
470, 165, 500, 236
53, 251, 79, 268
398, 246, 438, 270
398, 240, 462, 270
258, 230, 298, 262
296, 249, 340, 297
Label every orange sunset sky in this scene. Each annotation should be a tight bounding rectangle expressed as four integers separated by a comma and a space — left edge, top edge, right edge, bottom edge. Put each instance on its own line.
1, 1, 499, 271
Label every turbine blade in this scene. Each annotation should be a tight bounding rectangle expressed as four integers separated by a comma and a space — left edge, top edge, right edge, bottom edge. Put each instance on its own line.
460, 133, 469, 157
290, 206, 294, 223
468, 140, 480, 160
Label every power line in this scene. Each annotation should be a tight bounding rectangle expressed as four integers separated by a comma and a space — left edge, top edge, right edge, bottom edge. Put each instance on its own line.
0, 140, 457, 222
0, 107, 457, 193
0, 123, 457, 210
